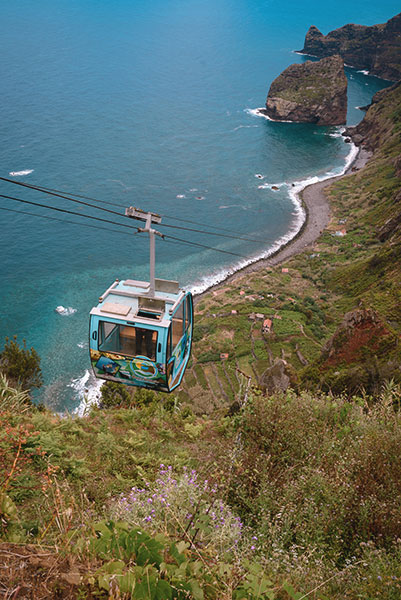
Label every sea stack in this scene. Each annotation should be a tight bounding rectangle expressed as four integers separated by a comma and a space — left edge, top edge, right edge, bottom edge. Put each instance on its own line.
263, 55, 347, 125
299, 13, 401, 81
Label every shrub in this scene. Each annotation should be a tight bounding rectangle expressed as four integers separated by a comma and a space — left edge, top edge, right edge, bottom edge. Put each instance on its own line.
0, 336, 42, 391
0, 374, 32, 410
80, 520, 276, 600
228, 389, 401, 562
110, 465, 243, 559
100, 381, 131, 408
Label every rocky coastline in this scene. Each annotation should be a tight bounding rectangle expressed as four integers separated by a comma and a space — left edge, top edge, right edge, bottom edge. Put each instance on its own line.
195, 144, 371, 302
299, 12, 401, 81
261, 55, 347, 125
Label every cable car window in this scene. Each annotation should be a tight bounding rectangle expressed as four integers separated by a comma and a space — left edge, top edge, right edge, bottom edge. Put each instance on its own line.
172, 302, 184, 350
98, 321, 157, 360
99, 322, 119, 353
132, 327, 157, 359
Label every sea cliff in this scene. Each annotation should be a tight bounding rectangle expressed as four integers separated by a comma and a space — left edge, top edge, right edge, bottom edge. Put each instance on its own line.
262, 55, 347, 125
300, 12, 401, 81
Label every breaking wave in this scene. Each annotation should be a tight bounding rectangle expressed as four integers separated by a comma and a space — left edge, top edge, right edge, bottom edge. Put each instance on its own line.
9, 169, 34, 176
190, 139, 358, 295
70, 370, 103, 417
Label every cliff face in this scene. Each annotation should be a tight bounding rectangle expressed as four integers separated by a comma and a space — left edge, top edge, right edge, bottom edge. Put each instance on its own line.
300, 13, 401, 81
299, 81, 401, 394
344, 81, 401, 151
348, 81, 401, 248
264, 55, 347, 125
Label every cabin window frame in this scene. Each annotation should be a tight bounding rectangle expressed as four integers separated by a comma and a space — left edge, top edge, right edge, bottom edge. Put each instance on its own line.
171, 300, 185, 353
98, 320, 158, 361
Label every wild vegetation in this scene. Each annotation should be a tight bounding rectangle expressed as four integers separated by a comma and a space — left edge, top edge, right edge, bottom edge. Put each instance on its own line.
180, 82, 401, 410
1, 58, 401, 600
1, 364, 401, 599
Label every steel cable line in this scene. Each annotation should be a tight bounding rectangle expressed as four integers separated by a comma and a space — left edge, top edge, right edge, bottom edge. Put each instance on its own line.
0, 176, 269, 244
160, 234, 244, 257
0, 193, 140, 231
0, 193, 247, 258
0, 205, 136, 237
0, 177, 267, 239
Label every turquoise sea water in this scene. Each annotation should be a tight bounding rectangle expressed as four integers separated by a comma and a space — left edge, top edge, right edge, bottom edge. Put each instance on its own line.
0, 0, 398, 411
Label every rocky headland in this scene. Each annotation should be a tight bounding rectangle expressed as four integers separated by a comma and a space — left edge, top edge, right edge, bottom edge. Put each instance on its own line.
299, 12, 401, 81
261, 55, 347, 125
343, 81, 401, 151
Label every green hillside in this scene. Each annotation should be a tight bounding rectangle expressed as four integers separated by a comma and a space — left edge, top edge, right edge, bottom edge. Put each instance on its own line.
1, 373, 401, 599
1, 72, 401, 600
182, 82, 401, 406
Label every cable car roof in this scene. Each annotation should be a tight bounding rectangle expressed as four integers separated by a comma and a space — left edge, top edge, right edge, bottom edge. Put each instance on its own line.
90, 278, 186, 328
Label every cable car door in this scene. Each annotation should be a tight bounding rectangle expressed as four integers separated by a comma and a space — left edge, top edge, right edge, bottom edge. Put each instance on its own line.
167, 293, 193, 391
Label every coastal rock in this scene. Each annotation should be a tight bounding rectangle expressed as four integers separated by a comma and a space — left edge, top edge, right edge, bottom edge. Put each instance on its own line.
344, 81, 401, 151
321, 308, 391, 364
299, 13, 401, 81
263, 56, 347, 125
259, 358, 293, 393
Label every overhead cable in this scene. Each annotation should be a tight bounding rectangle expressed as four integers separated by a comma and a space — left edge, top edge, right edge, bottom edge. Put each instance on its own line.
0, 176, 267, 243
0, 193, 140, 231
0, 205, 136, 237
0, 193, 247, 258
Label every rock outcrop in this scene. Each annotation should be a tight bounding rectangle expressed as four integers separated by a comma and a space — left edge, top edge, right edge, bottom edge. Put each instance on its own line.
342, 81, 401, 151
299, 13, 401, 81
262, 55, 347, 125
321, 308, 390, 365
259, 358, 291, 393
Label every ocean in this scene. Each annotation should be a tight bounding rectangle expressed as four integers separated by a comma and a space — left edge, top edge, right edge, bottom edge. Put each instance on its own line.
0, 0, 398, 412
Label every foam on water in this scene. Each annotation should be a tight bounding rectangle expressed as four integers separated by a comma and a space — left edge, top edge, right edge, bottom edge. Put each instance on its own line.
70, 370, 103, 417
191, 140, 358, 296
257, 181, 287, 190
55, 305, 77, 316
9, 169, 34, 176
245, 108, 294, 123
219, 204, 250, 210
232, 124, 259, 131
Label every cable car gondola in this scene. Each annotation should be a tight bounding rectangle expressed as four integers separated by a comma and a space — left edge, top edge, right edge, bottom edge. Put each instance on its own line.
89, 207, 193, 392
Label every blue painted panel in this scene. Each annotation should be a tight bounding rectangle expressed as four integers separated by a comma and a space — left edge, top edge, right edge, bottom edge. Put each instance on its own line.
89, 315, 168, 390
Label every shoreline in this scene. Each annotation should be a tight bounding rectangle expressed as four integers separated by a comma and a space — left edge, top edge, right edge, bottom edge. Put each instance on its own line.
74, 145, 371, 414
195, 146, 371, 302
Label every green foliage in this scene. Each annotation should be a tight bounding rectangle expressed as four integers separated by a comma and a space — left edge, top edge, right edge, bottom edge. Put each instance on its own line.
100, 383, 165, 410
0, 492, 23, 541
134, 387, 164, 407
81, 520, 278, 599
233, 561, 275, 599
197, 350, 221, 364
83, 520, 214, 599
192, 323, 215, 343
229, 389, 401, 564
0, 336, 42, 391
0, 374, 32, 411
100, 381, 131, 408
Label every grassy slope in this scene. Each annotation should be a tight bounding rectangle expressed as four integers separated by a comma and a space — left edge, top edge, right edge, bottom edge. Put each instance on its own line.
1, 71, 401, 600
2, 384, 401, 599
180, 82, 401, 407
